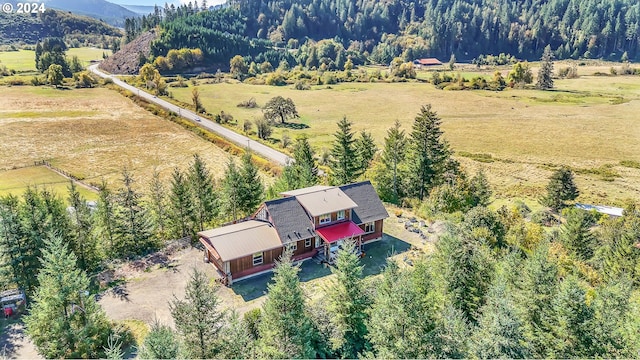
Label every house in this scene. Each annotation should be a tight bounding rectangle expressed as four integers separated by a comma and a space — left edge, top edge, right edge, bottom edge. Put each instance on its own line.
199, 181, 388, 284
413, 58, 443, 68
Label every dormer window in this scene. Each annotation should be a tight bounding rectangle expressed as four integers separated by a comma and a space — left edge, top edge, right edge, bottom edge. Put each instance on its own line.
319, 213, 331, 224
337, 210, 345, 220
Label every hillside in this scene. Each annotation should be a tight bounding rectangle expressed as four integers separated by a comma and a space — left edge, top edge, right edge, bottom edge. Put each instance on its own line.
0, 8, 122, 45
99, 30, 157, 74
4, 0, 138, 27
122, 0, 640, 70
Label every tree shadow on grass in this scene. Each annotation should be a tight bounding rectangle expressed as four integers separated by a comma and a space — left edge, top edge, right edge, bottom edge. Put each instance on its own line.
0, 319, 26, 359
274, 122, 310, 129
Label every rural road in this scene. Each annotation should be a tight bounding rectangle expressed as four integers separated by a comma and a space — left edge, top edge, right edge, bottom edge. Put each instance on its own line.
88, 64, 293, 166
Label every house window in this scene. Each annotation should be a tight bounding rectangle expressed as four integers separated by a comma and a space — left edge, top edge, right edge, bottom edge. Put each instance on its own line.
305, 238, 312, 248
286, 242, 297, 251
253, 252, 263, 266
364, 222, 375, 234
315, 236, 322, 248
337, 210, 345, 220
319, 213, 331, 225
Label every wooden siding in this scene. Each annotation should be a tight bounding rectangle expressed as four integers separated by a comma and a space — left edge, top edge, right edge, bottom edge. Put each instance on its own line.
314, 209, 352, 228
361, 219, 384, 242
286, 238, 315, 257
229, 247, 283, 276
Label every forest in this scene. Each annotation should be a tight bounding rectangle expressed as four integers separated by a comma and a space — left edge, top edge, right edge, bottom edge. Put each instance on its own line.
123, 0, 640, 69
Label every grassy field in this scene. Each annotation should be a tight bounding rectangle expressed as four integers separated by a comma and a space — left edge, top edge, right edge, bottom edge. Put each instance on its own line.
168, 63, 640, 205
0, 166, 98, 200
0, 86, 236, 196
0, 47, 112, 72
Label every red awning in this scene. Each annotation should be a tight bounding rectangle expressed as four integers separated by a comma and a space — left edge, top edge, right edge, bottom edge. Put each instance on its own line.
316, 221, 365, 243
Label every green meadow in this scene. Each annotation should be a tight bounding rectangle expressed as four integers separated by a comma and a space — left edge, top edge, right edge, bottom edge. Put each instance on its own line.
0, 47, 111, 72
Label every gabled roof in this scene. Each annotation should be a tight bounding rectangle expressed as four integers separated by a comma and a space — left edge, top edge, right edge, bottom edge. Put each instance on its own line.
414, 58, 442, 65
280, 185, 333, 197
339, 181, 389, 224
316, 221, 365, 243
264, 196, 315, 244
295, 187, 358, 217
198, 220, 281, 262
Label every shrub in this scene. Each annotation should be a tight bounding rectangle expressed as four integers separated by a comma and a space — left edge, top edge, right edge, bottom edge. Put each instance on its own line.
214, 111, 233, 124
103, 77, 113, 85
294, 80, 310, 90
265, 71, 287, 86
243, 120, 252, 133
254, 117, 272, 140
237, 97, 258, 108
281, 133, 291, 149
531, 209, 556, 226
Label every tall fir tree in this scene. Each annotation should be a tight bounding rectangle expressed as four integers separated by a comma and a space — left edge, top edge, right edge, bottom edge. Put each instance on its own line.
188, 154, 218, 231
112, 170, 154, 257
218, 311, 256, 359
590, 277, 636, 357
373, 120, 407, 204
258, 251, 316, 358
542, 167, 579, 211
536, 45, 554, 89
292, 136, 318, 187
18, 187, 48, 294
238, 152, 264, 217
0, 195, 32, 294
326, 240, 369, 358
547, 276, 593, 358
560, 208, 595, 261
471, 275, 530, 358
406, 104, 451, 200
147, 169, 169, 240
168, 167, 195, 239
329, 116, 360, 185
25, 236, 112, 359
170, 268, 226, 359
138, 321, 180, 359
355, 130, 377, 175
223, 157, 242, 221
96, 180, 116, 256
67, 181, 99, 271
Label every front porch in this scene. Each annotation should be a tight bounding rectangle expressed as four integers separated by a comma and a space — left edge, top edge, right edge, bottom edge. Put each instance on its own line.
315, 221, 365, 264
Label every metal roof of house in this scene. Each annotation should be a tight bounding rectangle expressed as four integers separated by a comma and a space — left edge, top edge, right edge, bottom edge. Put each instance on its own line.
339, 181, 389, 224
575, 203, 624, 217
198, 220, 282, 262
280, 185, 333, 197
295, 187, 358, 217
415, 58, 442, 65
316, 221, 365, 243
264, 197, 316, 244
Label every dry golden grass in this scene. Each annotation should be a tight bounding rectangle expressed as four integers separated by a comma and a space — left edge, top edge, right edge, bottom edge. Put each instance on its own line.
0, 86, 234, 193
168, 65, 640, 205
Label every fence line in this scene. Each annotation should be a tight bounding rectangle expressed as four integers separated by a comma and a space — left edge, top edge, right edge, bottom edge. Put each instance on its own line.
34, 160, 100, 192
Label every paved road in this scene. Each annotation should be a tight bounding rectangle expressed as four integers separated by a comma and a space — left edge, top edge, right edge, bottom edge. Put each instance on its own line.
88, 64, 293, 166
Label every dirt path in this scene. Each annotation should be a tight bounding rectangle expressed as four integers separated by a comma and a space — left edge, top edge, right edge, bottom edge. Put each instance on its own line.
0, 322, 41, 359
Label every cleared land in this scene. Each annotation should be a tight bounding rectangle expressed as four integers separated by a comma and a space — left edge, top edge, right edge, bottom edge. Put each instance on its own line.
0, 166, 97, 200
0, 47, 111, 72
168, 64, 640, 205
0, 86, 233, 196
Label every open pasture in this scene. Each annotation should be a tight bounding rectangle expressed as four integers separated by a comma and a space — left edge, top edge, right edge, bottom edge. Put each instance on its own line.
170, 67, 640, 204
0, 86, 233, 195
0, 47, 111, 72
0, 166, 97, 200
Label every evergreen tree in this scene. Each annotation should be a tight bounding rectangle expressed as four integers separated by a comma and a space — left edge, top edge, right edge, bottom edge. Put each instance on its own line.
238, 152, 264, 217
516, 244, 559, 357
590, 277, 636, 357
536, 45, 554, 90
25, 236, 112, 359
435, 231, 494, 324
168, 167, 195, 239
147, 169, 169, 239
67, 181, 99, 271
431, 304, 470, 358
542, 167, 579, 211
18, 187, 48, 294
96, 180, 116, 256
406, 104, 451, 200
373, 120, 407, 204
222, 158, 242, 221
547, 276, 593, 358
594, 211, 640, 283
170, 268, 225, 359
258, 251, 316, 358
188, 154, 218, 231
218, 311, 256, 359
367, 260, 438, 358
330, 116, 359, 185
560, 208, 595, 261
112, 170, 154, 257
138, 321, 180, 360
292, 136, 318, 187
0, 195, 32, 295
355, 130, 377, 175
326, 240, 369, 358
468, 169, 492, 207
471, 275, 530, 358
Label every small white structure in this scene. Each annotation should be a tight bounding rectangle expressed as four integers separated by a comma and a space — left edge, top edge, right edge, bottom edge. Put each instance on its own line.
575, 203, 624, 218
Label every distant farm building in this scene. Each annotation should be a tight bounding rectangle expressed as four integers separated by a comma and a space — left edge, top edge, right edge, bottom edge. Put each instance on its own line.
575, 203, 624, 218
413, 58, 442, 68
